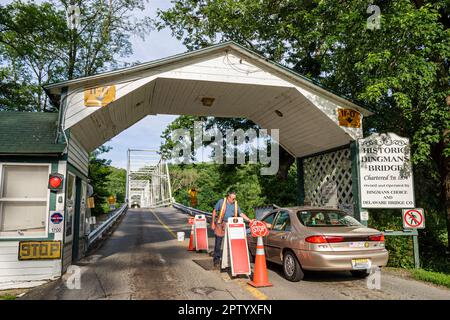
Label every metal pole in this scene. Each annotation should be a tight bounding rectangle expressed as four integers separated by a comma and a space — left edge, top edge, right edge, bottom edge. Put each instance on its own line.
412, 231, 420, 269
160, 163, 163, 202
165, 162, 173, 204
126, 149, 130, 208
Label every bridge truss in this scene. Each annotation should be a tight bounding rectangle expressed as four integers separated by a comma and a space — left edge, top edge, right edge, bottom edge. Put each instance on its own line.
126, 149, 173, 208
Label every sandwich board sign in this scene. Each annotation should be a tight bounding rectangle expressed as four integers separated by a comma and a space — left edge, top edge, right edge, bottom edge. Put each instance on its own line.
221, 217, 251, 276
358, 133, 415, 208
402, 209, 425, 229
194, 214, 208, 251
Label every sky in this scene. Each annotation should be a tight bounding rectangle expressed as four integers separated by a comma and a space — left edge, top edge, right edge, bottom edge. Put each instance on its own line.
101, 0, 185, 169
1, 0, 187, 169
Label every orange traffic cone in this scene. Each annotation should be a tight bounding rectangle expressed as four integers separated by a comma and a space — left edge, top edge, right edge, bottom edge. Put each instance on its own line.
187, 225, 195, 251
248, 236, 272, 287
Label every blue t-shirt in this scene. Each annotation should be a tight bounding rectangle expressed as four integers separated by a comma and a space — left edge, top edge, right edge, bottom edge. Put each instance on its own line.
215, 198, 242, 221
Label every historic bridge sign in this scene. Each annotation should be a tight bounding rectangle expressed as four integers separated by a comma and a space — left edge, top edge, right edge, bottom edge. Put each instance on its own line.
358, 133, 415, 208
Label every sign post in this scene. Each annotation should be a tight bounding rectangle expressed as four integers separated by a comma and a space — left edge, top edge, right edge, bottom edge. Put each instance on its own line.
402, 208, 424, 269
108, 195, 116, 210
194, 214, 208, 251
187, 217, 195, 251
357, 132, 421, 268
188, 188, 198, 207
221, 217, 251, 276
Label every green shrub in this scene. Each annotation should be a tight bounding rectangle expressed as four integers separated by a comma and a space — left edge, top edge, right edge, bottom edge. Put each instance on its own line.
411, 269, 450, 288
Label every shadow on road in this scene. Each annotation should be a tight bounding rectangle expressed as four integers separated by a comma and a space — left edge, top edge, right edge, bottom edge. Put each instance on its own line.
266, 261, 357, 283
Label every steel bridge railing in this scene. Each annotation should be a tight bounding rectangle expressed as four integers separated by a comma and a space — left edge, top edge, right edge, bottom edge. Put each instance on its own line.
172, 202, 212, 221
148, 198, 173, 208
87, 204, 128, 248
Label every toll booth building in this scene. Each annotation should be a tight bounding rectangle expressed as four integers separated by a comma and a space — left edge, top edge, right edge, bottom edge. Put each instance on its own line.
0, 42, 373, 288
0, 112, 90, 289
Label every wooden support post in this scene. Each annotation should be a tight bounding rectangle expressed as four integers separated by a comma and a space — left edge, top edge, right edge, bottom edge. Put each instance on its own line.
350, 141, 366, 226
297, 157, 305, 206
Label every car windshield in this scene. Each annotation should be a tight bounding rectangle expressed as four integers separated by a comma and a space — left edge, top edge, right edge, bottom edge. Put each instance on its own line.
296, 210, 362, 227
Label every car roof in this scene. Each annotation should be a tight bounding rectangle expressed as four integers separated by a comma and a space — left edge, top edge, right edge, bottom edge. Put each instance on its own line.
258, 206, 346, 220
258, 206, 353, 225
277, 206, 345, 212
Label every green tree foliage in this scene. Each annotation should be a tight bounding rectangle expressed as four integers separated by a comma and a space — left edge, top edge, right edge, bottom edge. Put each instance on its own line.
0, 0, 152, 111
170, 162, 298, 217
160, 115, 204, 160
105, 166, 126, 204
0, 0, 149, 213
157, 0, 450, 256
89, 145, 112, 216
160, 115, 295, 179
0, 1, 67, 111
88, 146, 127, 215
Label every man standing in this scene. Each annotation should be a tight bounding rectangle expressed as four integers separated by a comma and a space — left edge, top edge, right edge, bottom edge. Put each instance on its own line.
211, 191, 252, 268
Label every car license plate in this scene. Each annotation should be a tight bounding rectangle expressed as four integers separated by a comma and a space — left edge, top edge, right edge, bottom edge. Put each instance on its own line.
351, 258, 371, 270
349, 242, 367, 248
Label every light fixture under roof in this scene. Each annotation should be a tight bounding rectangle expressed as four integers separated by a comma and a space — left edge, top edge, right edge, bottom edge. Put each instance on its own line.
201, 97, 215, 107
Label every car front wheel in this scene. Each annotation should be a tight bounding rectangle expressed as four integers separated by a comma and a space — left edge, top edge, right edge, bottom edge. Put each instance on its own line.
283, 251, 304, 282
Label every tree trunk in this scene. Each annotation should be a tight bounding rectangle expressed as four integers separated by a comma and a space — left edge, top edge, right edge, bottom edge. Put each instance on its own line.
442, 131, 450, 252
67, 30, 78, 80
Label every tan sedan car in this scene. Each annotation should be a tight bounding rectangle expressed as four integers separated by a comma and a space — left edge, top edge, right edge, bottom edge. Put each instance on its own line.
247, 207, 389, 282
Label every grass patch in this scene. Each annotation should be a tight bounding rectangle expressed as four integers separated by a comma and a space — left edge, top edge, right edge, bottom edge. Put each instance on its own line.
0, 294, 16, 300
410, 269, 450, 288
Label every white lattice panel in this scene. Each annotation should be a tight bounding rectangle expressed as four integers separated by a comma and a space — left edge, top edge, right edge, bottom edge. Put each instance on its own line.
304, 148, 354, 215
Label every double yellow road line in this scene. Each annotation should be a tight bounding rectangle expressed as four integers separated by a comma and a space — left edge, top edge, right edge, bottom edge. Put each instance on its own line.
149, 209, 270, 300
151, 210, 177, 239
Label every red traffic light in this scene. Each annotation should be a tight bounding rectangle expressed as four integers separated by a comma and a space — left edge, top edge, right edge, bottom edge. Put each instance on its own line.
48, 173, 64, 191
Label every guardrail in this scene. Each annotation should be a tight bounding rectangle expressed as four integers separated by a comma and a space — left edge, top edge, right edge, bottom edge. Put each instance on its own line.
87, 203, 128, 248
173, 202, 253, 227
172, 202, 212, 221
383, 228, 420, 269
149, 198, 173, 208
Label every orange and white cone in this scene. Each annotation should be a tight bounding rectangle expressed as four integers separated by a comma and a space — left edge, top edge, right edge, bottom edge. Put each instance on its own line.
248, 236, 272, 287
187, 225, 195, 251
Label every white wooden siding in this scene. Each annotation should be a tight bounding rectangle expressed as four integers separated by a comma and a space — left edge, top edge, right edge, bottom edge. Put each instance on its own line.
62, 242, 72, 273
0, 242, 61, 283
62, 49, 365, 156
68, 135, 89, 177
0, 160, 66, 287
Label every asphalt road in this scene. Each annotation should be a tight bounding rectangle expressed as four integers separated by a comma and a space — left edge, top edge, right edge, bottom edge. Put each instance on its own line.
23, 207, 450, 300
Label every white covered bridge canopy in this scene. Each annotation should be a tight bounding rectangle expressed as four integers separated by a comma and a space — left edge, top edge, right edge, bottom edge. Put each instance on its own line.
46, 41, 372, 157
